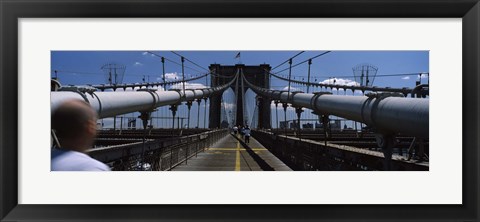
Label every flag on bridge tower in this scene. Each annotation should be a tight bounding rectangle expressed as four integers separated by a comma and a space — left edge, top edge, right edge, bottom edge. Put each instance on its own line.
234, 52, 242, 64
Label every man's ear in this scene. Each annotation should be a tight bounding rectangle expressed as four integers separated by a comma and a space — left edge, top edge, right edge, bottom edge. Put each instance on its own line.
87, 119, 97, 136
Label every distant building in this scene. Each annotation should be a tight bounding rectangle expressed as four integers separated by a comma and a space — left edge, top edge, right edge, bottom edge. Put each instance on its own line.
303, 123, 313, 129
313, 120, 342, 131
290, 121, 299, 129
331, 120, 341, 131
127, 118, 136, 129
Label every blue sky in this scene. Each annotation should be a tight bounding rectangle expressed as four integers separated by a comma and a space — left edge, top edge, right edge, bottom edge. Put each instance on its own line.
51, 51, 429, 129
51, 51, 428, 88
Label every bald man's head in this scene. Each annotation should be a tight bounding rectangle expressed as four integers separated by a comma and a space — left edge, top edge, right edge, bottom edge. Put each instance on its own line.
51, 100, 97, 144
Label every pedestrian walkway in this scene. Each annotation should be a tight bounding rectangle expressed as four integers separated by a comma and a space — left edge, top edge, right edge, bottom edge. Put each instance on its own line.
171, 133, 292, 171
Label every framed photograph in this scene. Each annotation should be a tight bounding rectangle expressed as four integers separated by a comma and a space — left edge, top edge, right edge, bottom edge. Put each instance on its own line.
1, 0, 479, 221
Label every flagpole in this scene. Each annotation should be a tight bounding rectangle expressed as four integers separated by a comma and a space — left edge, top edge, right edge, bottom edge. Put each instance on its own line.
235, 52, 242, 64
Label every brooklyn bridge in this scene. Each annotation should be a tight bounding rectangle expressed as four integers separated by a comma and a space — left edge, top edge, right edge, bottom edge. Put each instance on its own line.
51, 51, 429, 171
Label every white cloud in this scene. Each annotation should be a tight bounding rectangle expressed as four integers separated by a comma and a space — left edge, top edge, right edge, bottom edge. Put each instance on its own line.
320, 78, 359, 86
123, 87, 139, 91
164, 72, 181, 81
401, 76, 410, 80
281, 86, 301, 91
134, 62, 143, 66
141, 51, 155, 57
121, 86, 165, 92
157, 72, 199, 82
420, 72, 429, 79
170, 82, 207, 90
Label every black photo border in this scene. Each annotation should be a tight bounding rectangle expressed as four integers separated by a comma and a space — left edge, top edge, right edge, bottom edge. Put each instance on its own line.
1, 0, 479, 221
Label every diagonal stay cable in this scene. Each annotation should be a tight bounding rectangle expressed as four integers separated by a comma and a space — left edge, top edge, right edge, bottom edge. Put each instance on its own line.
271, 51, 305, 71
146, 51, 205, 74
170, 51, 210, 72
274, 51, 331, 74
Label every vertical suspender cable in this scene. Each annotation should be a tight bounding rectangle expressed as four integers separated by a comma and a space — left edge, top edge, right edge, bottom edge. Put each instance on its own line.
197, 99, 201, 128
161, 57, 166, 91
240, 69, 247, 126
181, 57, 186, 97
287, 59, 293, 100
234, 70, 240, 126
204, 74, 208, 128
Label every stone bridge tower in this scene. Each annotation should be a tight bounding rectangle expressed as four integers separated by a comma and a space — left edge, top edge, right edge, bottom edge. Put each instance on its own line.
208, 64, 271, 129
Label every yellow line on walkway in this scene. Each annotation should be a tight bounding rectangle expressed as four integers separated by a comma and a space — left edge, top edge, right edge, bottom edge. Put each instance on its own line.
235, 140, 241, 171
208, 148, 267, 151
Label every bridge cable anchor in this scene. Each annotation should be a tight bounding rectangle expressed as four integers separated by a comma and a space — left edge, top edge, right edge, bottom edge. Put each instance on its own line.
186, 100, 193, 129
138, 111, 153, 171
169, 104, 178, 130
375, 133, 397, 171
320, 114, 331, 147
274, 100, 280, 129
282, 102, 289, 137
294, 106, 304, 140
196, 99, 202, 128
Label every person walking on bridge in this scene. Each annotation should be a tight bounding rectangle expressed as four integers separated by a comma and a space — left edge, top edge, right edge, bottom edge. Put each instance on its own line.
51, 99, 110, 171
244, 125, 251, 144
240, 125, 245, 139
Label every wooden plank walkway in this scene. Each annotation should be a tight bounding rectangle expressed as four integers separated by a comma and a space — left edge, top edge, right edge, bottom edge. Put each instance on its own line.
172, 133, 292, 171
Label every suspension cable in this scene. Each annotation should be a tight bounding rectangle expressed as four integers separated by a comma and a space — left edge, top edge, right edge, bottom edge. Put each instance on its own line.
267, 67, 426, 94
170, 51, 210, 72
147, 51, 205, 74
271, 51, 305, 71
274, 51, 331, 74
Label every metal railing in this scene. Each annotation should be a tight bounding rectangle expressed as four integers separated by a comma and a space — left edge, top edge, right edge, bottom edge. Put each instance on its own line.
88, 129, 229, 171
252, 130, 428, 171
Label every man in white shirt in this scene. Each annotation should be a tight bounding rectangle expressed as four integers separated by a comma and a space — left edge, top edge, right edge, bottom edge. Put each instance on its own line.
51, 99, 110, 171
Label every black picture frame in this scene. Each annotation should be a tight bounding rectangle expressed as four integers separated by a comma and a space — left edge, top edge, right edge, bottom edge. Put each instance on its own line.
1, 0, 479, 221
